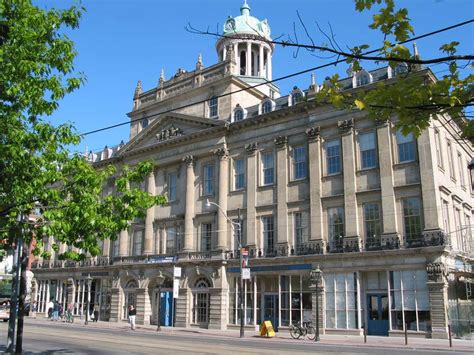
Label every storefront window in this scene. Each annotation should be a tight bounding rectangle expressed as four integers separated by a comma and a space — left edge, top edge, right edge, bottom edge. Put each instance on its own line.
325, 272, 358, 329
389, 270, 431, 332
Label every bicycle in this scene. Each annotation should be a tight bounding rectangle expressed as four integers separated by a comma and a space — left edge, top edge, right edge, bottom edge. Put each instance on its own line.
289, 321, 316, 340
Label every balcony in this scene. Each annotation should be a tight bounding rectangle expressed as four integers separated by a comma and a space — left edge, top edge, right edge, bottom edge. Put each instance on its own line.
327, 236, 360, 253
365, 234, 400, 251
405, 230, 449, 248
291, 241, 325, 256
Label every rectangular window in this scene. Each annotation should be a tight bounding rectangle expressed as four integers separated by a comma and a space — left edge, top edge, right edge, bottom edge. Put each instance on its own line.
262, 152, 274, 185
359, 131, 377, 169
201, 223, 212, 252
328, 207, 344, 250
203, 163, 215, 195
234, 158, 245, 190
324, 273, 358, 329
403, 198, 423, 245
326, 139, 341, 175
442, 199, 450, 233
447, 142, 455, 179
132, 229, 143, 256
458, 153, 466, 189
293, 146, 307, 180
209, 97, 218, 117
294, 212, 308, 249
389, 270, 431, 331
434, 129, 443, 168
262, 216, 275, 253
454, 208, 465, 252
363, 203, 381, 244
166, 226, 176, 254
396, 130, 416, 163
168, 173, 177, 202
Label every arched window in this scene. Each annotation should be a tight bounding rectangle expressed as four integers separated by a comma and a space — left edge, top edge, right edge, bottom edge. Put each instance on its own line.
262, 100, 272, 114
192, 277, 210, 325
234, 108, 244, 122
195, 278, 211, 289
123, 279, 138, 319
356, 71, 370, 87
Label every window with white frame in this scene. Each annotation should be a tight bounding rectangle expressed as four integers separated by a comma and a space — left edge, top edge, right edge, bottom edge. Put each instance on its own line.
262, 100, 272, 114
293, 146, 307, 180
201, 223, 213, 251
402, 197, 423, 244
168, 172, 177, 202
328, 207, 344, 248
359, 131, 377, 169
234, 158, 245, 190
280, 275, 313, 326
262, 216, 275, 253
356, 72, 370, 87
325, 272, 358, 329
389, 270, 431, 331
203, 163, 215, 195
458, 153, 466, 189
434, 129, 443, 168
396, 130, 416, 163
363, 203, 381, 243
209, 96, 218, 118
234, 108, 244, 122
326, 139, 341, 175
447, 141, 455, 179
294, 212, 308, 249
261, 152, 274, 185
441, 199, 450, 233
166, 226, 176, 254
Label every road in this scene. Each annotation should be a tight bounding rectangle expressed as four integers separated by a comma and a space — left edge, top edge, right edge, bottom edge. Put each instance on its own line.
0, 321, 471, 354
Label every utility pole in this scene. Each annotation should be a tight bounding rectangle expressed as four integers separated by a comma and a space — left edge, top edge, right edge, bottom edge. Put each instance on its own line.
6, 235, 22, 352
16, 240, 30, 353
238, 208, 244, 338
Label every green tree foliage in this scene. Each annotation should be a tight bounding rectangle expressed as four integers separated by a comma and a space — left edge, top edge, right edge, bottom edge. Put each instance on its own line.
0, 1, 165, 260
316, 0, 473, 141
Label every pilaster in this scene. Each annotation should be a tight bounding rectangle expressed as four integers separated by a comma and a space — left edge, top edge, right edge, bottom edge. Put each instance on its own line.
275, 136, 288, 247
175, 288, 191, 328
215, 147, 229, 251
183, 155, 195, 252
143, 170, 156, 255
246, 42, 251, 76
245, 143, 258, 248
208, 288, 228, 330
307, 127, 323, 243
135, 287, 151, 325
109, 288, 121, 322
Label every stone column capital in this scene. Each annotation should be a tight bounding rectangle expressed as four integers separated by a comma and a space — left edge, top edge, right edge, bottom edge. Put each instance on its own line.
274, 136, 287, 149
338, 118, 354, 135
245, 142, 258, 155
305, 126, 321, 142
214, 147, 229, 160
182, 155, 195, 167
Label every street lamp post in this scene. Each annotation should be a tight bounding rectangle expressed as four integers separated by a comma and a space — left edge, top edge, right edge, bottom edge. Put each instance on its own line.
468, 158, 474, 192
85, 274, 92, 325
156, 271, 165, 331
310, 265, 323, 342
205, 199, 244, 338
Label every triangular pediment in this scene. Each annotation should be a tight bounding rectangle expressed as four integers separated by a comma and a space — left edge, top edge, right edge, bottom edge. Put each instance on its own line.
118, 112, 225, 155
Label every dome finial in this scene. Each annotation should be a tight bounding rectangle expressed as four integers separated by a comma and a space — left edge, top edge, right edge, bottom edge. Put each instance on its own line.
241, 0, 250, 16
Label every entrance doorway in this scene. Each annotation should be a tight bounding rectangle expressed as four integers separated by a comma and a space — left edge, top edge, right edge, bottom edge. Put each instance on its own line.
263, 294, 279, 331
152, 290, 173, 327
367, 294, 389, 336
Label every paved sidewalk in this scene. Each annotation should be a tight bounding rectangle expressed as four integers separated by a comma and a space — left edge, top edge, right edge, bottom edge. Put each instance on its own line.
26, 317, 473, 353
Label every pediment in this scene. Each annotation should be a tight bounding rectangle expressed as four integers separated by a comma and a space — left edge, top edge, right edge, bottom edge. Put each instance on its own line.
119, 112, 224, 155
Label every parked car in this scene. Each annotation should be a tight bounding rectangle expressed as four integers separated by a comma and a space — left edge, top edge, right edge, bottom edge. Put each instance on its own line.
0, 305, 10, 322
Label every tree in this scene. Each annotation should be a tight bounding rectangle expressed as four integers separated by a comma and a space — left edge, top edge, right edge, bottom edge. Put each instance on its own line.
0, 1, 165, 352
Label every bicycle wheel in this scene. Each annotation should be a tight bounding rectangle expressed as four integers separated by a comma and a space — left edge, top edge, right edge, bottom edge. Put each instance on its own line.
306, 325, 316, 340
289, 325, 302, 339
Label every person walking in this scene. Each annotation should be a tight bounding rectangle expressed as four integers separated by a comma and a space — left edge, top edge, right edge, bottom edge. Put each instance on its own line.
93, 305, 99, 322
46, 299, 54, 319
52, 300, 60, 321
128, 305, 136, 330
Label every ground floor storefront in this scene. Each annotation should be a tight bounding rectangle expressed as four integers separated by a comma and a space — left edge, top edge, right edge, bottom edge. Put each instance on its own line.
31, 249, 473, 339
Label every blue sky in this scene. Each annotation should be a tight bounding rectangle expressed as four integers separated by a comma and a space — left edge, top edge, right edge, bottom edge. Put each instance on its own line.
34, 0, 474, 155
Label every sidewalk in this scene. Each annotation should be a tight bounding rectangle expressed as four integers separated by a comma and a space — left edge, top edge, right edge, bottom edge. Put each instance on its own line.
26, 317, 473, 353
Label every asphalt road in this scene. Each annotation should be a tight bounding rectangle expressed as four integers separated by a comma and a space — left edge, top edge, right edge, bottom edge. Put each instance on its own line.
0, 322, 471, 354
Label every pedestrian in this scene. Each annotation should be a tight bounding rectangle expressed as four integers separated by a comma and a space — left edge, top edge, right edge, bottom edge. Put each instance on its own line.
46, 299, 54, 319
52, 300, 60, 321
32, 301, 37, 319
93, 305, 99, 322
128, 305, 136, 330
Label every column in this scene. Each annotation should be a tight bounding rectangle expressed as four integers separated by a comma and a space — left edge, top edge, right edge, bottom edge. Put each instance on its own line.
135, 287, 150, 325
340, 121, 359, 239
376, 122, 400, 246
143, 169, 156, 255
118, 229, 129, 257
306, 127, 324, 246
275, 136, 288, 248
246, 42, 251, 76
175, 287, 191, 327
183, 155, 195, 252
215, 147, 229, 251
109, 287, 121, 322
222, 47, 226, 61
245, 143, 258, 248
233, 42, 238, 73
259, 45, 264, 77
427, 266, 449, 339
102, 239, 110, 258
267, 49, 272, 80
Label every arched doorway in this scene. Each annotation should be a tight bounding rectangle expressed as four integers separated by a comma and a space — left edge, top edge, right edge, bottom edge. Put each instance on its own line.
123, 279, 138, 320
151, 277, 173, 327
192, 278, 211, 326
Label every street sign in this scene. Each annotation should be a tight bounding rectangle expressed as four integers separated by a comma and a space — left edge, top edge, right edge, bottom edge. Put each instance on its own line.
241, 268, 251, 280
174, 266, 182, 278
173, 278, 180, 299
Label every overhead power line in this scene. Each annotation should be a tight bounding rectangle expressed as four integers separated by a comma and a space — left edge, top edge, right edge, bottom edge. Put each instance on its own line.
82, 19, 473, 137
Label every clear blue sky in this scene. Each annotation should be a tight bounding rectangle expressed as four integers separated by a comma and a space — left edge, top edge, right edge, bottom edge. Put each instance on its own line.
34, 0, 474, 155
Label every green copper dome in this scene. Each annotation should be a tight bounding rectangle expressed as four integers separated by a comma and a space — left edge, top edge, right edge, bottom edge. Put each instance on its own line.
223, 1, 271, 39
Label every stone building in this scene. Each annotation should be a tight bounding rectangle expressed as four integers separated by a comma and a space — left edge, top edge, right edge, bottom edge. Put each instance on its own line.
31, 2, 473, 339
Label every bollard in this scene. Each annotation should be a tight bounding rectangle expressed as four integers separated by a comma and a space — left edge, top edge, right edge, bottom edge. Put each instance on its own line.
363, 326, 367, 343
448, 325, 452, 348
404, 322, 408, 345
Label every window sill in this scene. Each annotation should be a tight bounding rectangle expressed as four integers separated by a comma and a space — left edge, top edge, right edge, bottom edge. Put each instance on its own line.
356, 167, 379, 175
322, 173, 342, 180
164, 199, 179, 206
257, 184, 275, 191
289, 178, 308, 186
393, 160, 417, 169
229, 189, 245, 196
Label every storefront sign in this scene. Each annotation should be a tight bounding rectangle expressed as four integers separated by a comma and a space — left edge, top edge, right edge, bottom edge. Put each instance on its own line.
241, 268, 251, 280
146, 256, 177, 264
260, 320, 275, 337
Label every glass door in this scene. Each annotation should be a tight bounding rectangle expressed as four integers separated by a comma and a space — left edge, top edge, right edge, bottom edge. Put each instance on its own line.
367, 294, 389, 336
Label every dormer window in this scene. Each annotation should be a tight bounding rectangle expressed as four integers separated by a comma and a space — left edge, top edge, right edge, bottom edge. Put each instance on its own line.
262, 100, 273, 114
355, 71, 371, 87
394, 63, 408, 76
233, 104, 247, 122
209, 96, 218, 118
290, 86, 304, 106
